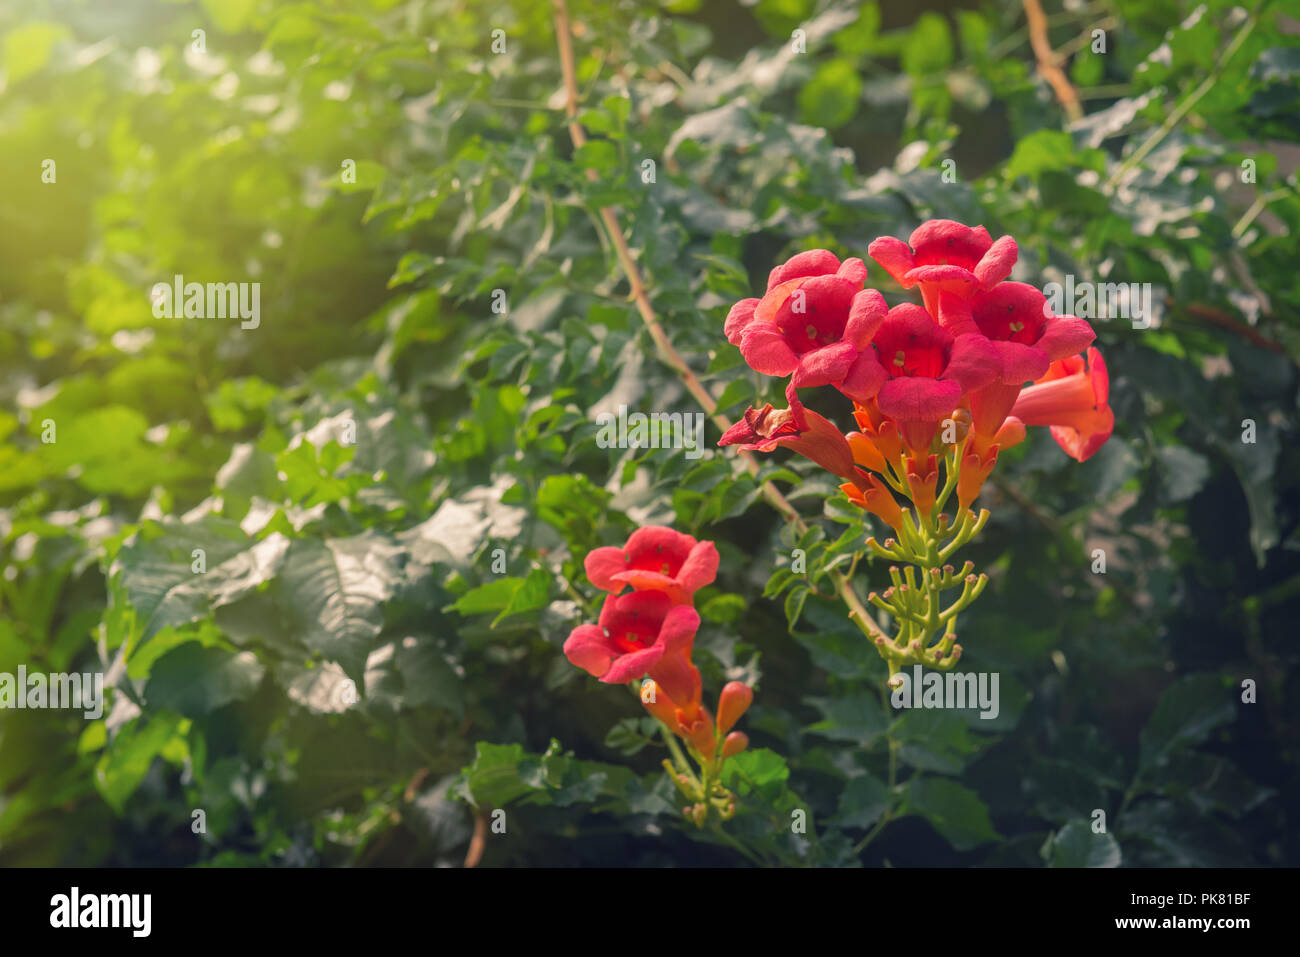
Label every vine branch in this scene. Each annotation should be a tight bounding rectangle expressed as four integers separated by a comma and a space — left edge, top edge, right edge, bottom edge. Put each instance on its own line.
1023, 0, 1083, 122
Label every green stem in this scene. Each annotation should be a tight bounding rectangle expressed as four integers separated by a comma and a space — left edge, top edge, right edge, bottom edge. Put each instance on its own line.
933, 443, 963, 515
1232, 187, 1294, 239
710, 822, 766, 865
1104, 10, 1259, 190
659, 722, 699, 788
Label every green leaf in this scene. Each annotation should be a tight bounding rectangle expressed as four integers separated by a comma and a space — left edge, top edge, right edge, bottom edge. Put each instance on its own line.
145, 644, 265, 716
1138, 674, 1235, 772
901, 12, 953, 77
452, 578, 523, 615
1043, 820, 1122, 868
94, 714, 186, 814
38, 405, 191, 496
201, 0, 259, 32
457, 740, 638, 813
783, 585, 809, 629
699, 593, 747, 625
452, 568, 550, 626
279, 534, 406, 682
798, 59, 863, 130
604, 717, 659, 757
392, 637, 464, 715
574, 140, 619, 177
805, 694, 887, 746
2, 22, 69, 83
753, 0, 816, 37
720, 747, 790, 802
788, 602, 880, 680
834, 772, 889, 830
493, 568, 551, 625
833, 3, 881, 56
893, 709, 984, 775
903, 777, 998, 851
1004, 129, 1076, 180
460, 742, 539, 807
111, 519, 291, 658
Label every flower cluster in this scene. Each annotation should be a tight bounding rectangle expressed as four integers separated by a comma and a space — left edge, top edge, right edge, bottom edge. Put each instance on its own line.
720, 221, 1114, 677
559, 220, 1116, 833
563, 526, 753, 826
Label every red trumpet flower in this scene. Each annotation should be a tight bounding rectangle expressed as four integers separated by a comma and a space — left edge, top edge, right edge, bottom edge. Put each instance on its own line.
868, 219, 1018, 317
723, 250, 889, 401
642, 679, 715, 753
1011, 347, 1114, 462
584, 526, 718, 606
844, 304, 1001, 454
564, 590, 703, 711
719, 382, 869, 490
937, 285, 1095, 451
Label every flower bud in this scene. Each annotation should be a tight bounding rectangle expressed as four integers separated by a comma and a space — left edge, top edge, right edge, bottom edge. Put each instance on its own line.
716, 681, 754, 735
846, 431, 888, 473
721, 731, 748, 758
945, 407, 972, 445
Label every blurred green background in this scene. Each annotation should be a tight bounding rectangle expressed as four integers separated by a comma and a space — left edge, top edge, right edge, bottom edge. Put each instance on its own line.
0, 0, 1297, 866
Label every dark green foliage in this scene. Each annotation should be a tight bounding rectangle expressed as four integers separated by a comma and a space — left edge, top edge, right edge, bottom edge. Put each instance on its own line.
0, 0, 1296, 866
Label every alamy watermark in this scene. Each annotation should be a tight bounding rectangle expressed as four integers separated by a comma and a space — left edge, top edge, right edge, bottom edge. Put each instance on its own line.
0, 666, 103, 719
1043, 276, 1152, 329
889, 665, 1000, 720
150, 274, 260, 329
595, 406, 707, 459
50, 887, 151, 937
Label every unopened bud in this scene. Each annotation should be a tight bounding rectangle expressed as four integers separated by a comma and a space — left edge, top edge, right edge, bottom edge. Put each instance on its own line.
947, 408, 972, 443
847, 431, 888, 473
716, 681, 754, 735
722, 731, 748, 758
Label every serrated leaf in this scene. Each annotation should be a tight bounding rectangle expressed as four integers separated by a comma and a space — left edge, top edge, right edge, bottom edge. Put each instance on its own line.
903, 777, 998, 851
279, 534, 406, 682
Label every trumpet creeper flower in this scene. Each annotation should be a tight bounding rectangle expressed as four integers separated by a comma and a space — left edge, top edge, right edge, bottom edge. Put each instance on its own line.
938, 285, 1096, 448
723, 250, 889, 400
868, 219, 1018, 316
845, 304, 1001, 453
564, 591, 703, 711
1010, 347, 1114, 462
584, 526, 719, 605
719, 383, 869, 490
